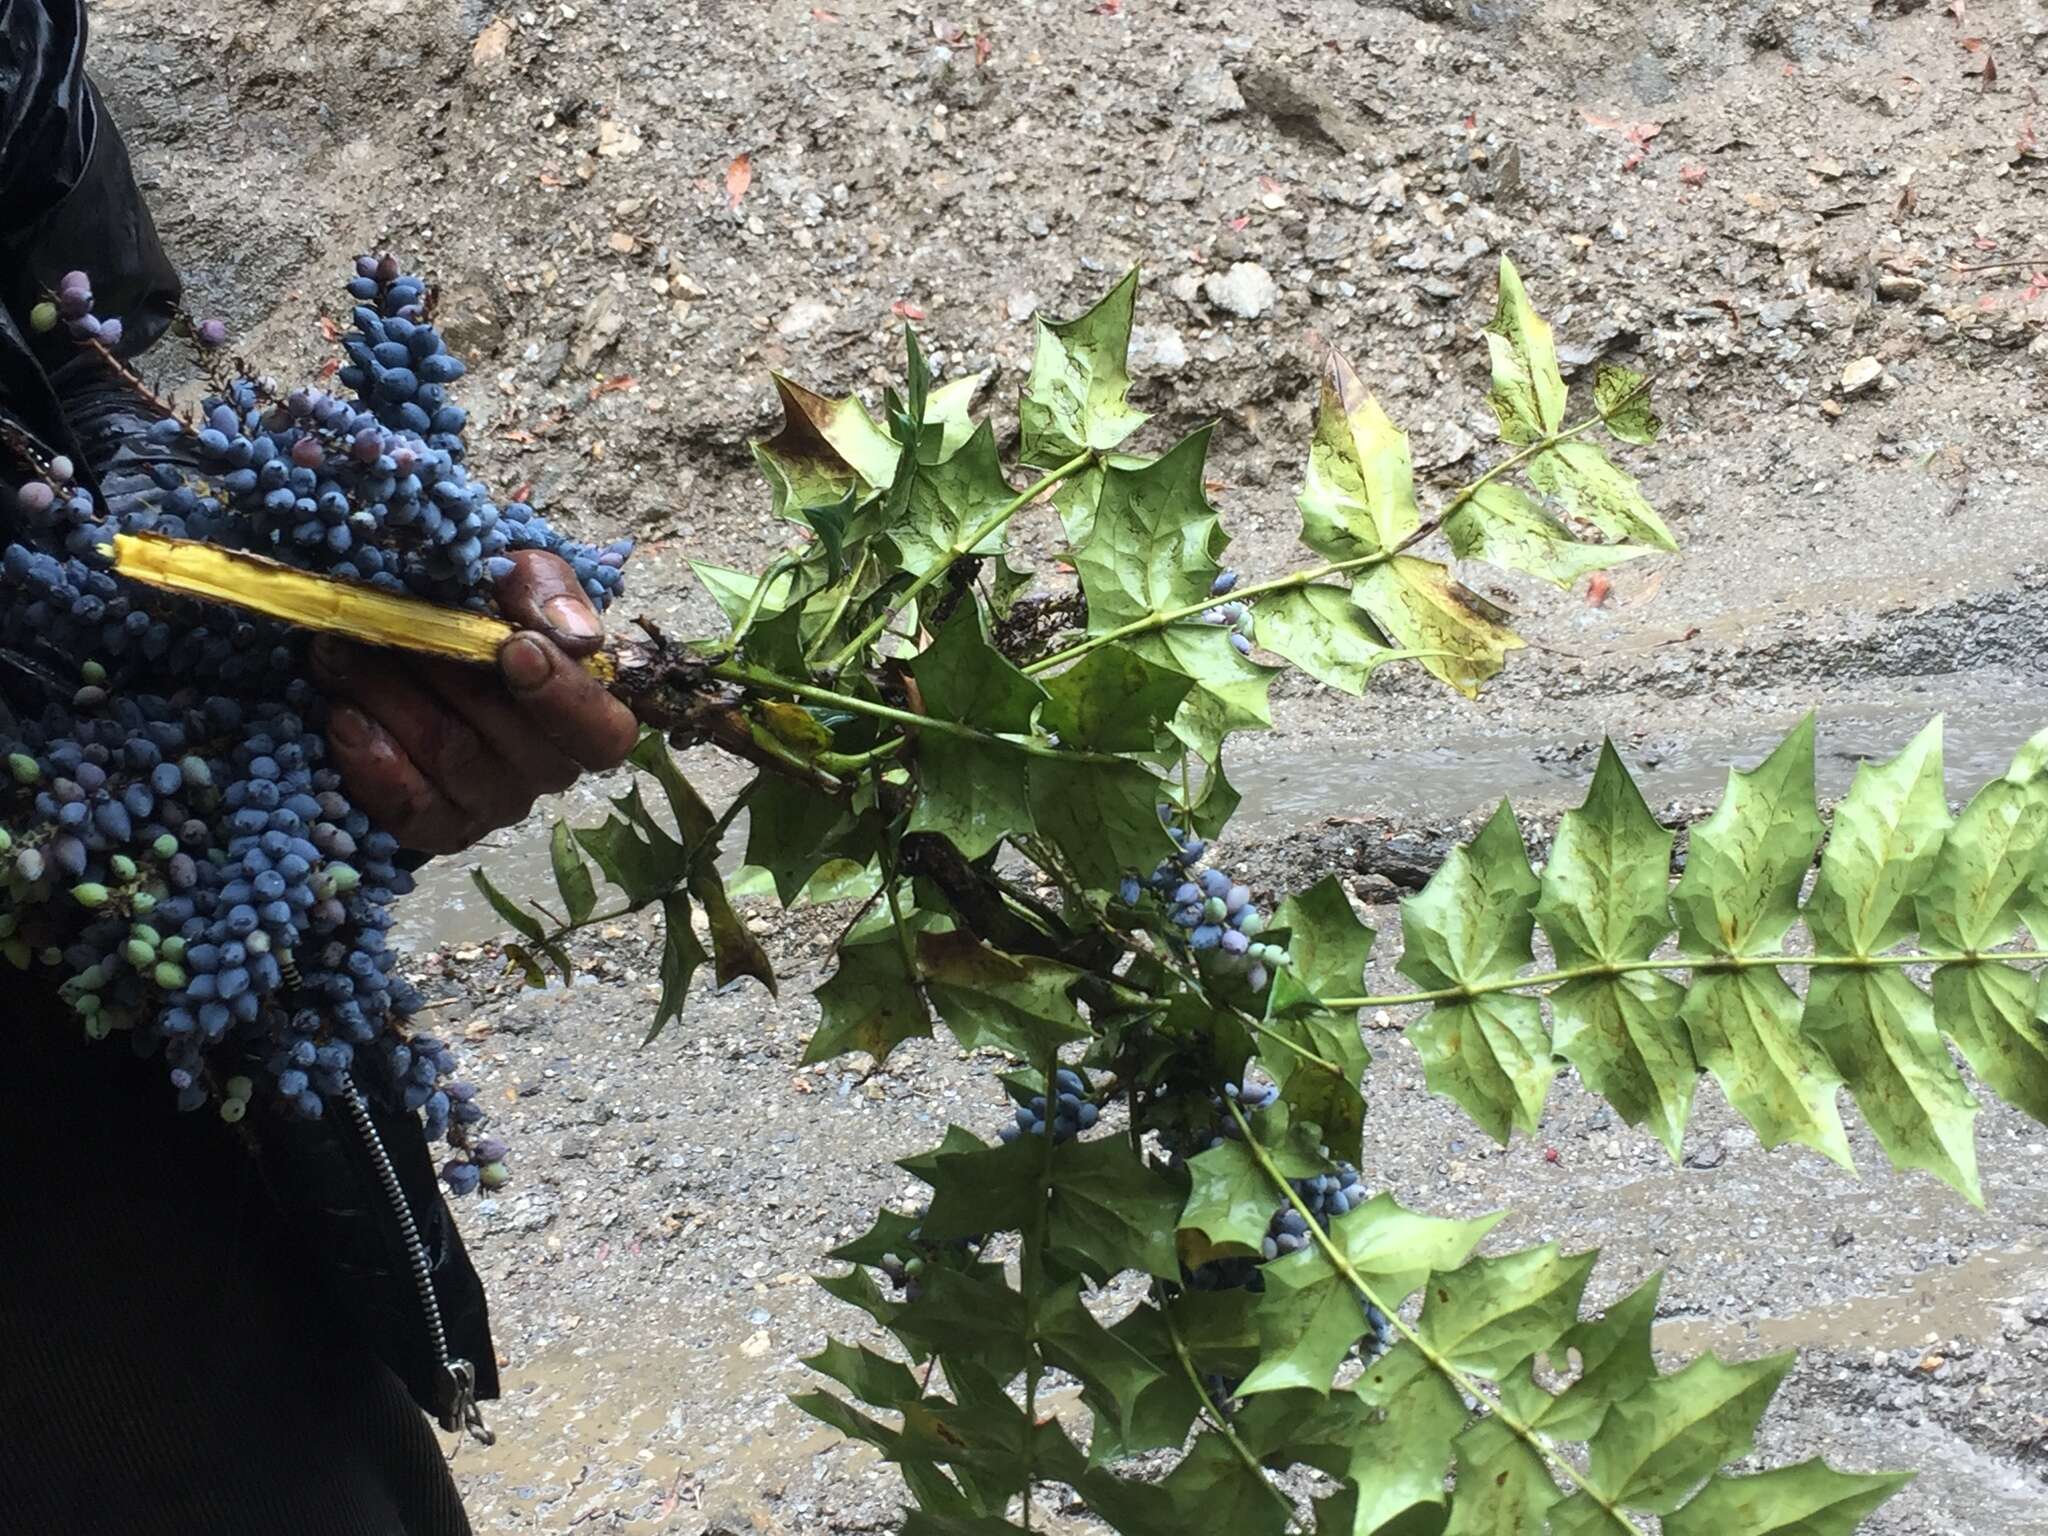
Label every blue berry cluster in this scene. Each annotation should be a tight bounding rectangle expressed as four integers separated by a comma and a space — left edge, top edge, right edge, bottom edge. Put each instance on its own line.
1202, 568, 1255, 656
997, 1066, 1099, 1144
1121, 815, 1289, 993
0, 254, 637, 1194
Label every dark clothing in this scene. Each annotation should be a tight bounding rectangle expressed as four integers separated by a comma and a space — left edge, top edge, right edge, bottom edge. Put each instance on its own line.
0, 4, 495, 1531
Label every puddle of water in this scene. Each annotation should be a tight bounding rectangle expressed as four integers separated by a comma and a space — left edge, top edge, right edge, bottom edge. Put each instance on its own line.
1654, 1243, 2044, 1357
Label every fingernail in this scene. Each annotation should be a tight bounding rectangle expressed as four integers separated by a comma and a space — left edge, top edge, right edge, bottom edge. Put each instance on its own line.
542, 594, 602, 643
328, 704, 373, 749
500, 635, 552, 692
311, 635, 351, 678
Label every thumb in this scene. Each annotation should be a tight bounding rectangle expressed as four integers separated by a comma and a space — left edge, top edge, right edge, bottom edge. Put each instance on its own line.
493, 549, 606, 658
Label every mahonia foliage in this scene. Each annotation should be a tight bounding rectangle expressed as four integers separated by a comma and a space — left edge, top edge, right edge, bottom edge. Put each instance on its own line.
475, 261, 1947, 1532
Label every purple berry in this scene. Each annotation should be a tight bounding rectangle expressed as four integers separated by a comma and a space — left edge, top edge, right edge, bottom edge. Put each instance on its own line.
197, 317, 229, 348
1230, 632, 1253, 656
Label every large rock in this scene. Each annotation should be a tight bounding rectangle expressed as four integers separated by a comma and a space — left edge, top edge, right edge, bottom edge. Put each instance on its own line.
1203, 262, 1278, 320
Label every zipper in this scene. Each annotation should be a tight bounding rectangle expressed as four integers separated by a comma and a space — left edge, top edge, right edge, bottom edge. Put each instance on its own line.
337, 1081, 495, 1446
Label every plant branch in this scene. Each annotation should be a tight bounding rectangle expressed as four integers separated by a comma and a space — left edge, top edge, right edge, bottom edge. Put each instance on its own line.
1160, 1296, 1298, 1527
1227, 1102, 1651, 1536
821, 450, 1093, 673
1314, 949, 2048, 1013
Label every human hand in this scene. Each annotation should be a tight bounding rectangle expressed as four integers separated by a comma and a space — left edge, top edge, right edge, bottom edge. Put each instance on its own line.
310, 551, 640, 855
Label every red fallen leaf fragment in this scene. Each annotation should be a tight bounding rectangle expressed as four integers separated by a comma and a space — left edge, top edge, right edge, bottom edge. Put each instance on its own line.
1585, 571, 1613, 607
316, 357, 339, 380
511, 482, 534, 503
891, 299, 927, 320
1974, 235, 1999, 249
590, 375, 637, 398
973, 32, 990, 65
1462, 112, 1477, 129
318, 315, 342, 341
1581, 109, 1663, 148
931, 17, 963, 43
725, 152, 752, 210
1091, 0, 1120, 13
1227, 214, 1250, 231
1680, 163, 1707, 185
1623, 151, 1644, 172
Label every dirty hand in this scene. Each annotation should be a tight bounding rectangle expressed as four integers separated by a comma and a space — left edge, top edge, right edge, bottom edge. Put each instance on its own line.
310, 550, 640, 855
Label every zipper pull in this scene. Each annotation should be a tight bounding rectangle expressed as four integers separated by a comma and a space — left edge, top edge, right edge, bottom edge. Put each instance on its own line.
442, 1358, 496, 1446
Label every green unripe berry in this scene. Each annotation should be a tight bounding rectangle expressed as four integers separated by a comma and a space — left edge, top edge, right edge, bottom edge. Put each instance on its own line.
903, 1254, 926, 1277
131, 924, 160, 948
152, 961, 186, 990
1203, 895, 1228, 923
0, 914, 12, 939
478, 1160, 511, 1191
0, 827, 11, 853
109, 854, 137, 883
1236, 911, 1265, 938
207, 848, 229, 866
316, 863, 361, 898
8, 753, 40, 784
219, 1098, 247, 1124
2, 938, 30, 969
123, 938, 156, 968
29, 300, 58, 333
82, 1014, 111, 1041
73, 993, 101, 1016
40, 946, 61, 966
224, 1075, 254, 1101
71, 882, 109, 909
244, 930, 271, 955
178, 756, 212, 789
129, 891, 156, 915
15, 848, 45, 883
152, 833, 179, 860
77, 962, 106, 991
159, 935, 186, 962
80, 660, 106, 685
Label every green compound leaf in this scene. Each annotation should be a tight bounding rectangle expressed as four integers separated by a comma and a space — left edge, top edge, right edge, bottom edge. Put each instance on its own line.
905, 604, 1049, 859
1498, 1272, 1661, 1441
1418, 1243, 1597, 1380
1241, 1197, 1501, 1395
1046, 1132, 1184, 1282
1298, 352, 1423, 562
1352, 558, 1522, 700
1444, 1417, 1560, 1535
1266, 875, 1377, 1145
1662, 1460, 1914, 1536
1444, 481, 1652, 591
917, 931, 1089, 1061
1304, 1345, 1469, 1533
1805, 719, 1951, 956
691, 559, 798, 628
806, 928, 931, 1065
911, 602, 1047, 733
1019, 266, 1146, 468
1551, 972, 1694, 1161
1585, 1351, 1796, 1516
1595, 363, 1662, 446
1180, 1138, 1275, 1263
1484, 256, 1568, 444
1074, 425, 1226, 633
1539, 742, 1676, 967
1253, 584, 1397, 695
1671, 717, 1824, 958
1525, 439, 1678, 552
1129, 626, 1278, 765
1156, 1432, 1292, 1536
651, 892, 707, 1043
1805, 968, 1980, 1203
1037, 1281, 1170, 1451
547, 820, 597, 927
1040, 643, 1191, 753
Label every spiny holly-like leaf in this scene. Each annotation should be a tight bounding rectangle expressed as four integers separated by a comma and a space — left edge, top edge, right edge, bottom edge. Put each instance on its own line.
1444, 1417, 1559, 1535
1682, 969, 1852, 1168
806, 929, 932, 1065
1019, 266, 1146, 468
1497, 1272, 1660, 1441
1089, 1306, 1208, 1465
548, 820, 597, 926
888, 420, 1017, 578
1526, 439, 1678, 552
1186, 755, 1241, 840
1305, 1345, 1470, 1533
1932, 962, 2048, 1126
1074, 425, 1226, 633
692, 559, 798, 628
1028, 756, 1173, 890
1253, 584, 1398, 695
1805, 719, 1950, 955
1916, 775, 2048, 952
1805, 968, 1980, 1202
1265, 876, 1376, 1156
745, 774, 872, 904
1403, 802, 1552, 1141
1661, 1459, 1914, 1536
1595, 364, 1661, 446
1444, 481, 1652, 591
1586, 1350, 1795, 1516
1241, 1197, 1501, 1395
754, 373, 900, 518
1484, 257, 1567, 444
1040, 643, 1192, 752
650, 892, 707, 1042
1298, 351, 1423, 562
1352, 557, 1522, 700
1537, 745, 1693, 1156
1180, 1139, 1275, 1264
1038, 1281, 1168, 1451
1047, 1133, 1185, 1281
1418, 1244, 1597, 1379
1155, 1432, 1292, 1536
924, 369, 991, 460
917, 931, 1089, 1061
912, 737, 1038, 863
1671, 717, 1823, 958
1129, 626, 1278, 764
804, 1337, 926, 1408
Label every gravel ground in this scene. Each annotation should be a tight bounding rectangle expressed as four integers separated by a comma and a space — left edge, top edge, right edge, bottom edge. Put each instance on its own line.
87, 0, 2048, 1529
